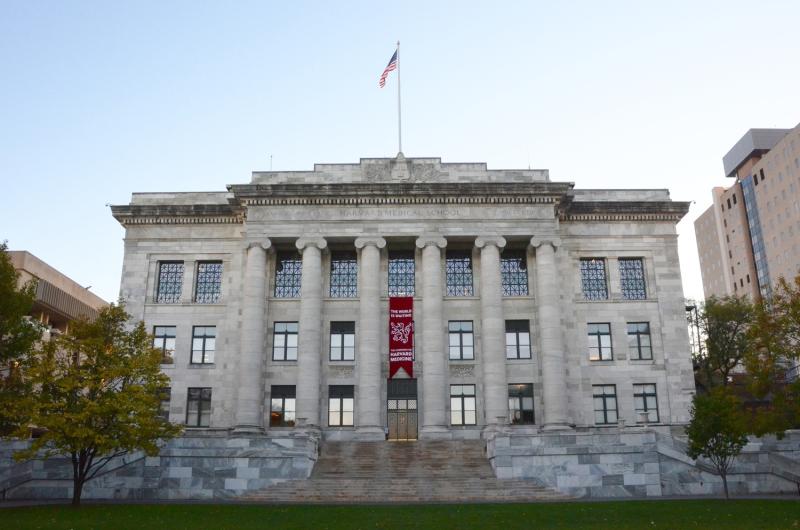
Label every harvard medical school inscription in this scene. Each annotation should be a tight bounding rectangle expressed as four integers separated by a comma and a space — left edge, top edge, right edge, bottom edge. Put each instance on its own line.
249, 204, 554, 222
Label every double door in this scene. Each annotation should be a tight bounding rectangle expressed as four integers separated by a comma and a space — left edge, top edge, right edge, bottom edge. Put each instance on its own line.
387, 378, 417, 441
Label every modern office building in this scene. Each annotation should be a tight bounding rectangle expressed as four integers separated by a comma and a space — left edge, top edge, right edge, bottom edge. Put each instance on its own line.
695, 124, 800, 300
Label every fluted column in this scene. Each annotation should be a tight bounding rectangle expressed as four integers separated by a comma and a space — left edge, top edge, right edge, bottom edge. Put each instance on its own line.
415, 234, 448, 436
235, 239, 271, 433
354, 236, 387, 439
530, 237, 569, 429
295, 236, 327, 429
476, 235, 508, 427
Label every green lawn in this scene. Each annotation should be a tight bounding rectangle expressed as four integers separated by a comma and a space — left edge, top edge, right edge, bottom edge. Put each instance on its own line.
2, 500, 799, 529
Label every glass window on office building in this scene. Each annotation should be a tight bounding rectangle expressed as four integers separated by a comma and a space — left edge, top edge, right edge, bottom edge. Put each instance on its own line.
508, 383, 534, 425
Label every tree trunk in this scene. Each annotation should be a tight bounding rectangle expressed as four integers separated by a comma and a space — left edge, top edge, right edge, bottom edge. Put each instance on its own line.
721, 471, 730, 500
71, 474, 84, 507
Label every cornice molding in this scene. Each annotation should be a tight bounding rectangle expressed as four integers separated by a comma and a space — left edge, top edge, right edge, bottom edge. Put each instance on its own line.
110, 205, 244, 226
559, 201, 690, 223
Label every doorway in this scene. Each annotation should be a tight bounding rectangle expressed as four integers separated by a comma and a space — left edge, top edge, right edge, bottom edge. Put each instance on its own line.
387, 378, 417, 441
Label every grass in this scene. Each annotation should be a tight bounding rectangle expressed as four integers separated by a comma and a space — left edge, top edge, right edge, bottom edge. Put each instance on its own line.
2, 499, 799, 530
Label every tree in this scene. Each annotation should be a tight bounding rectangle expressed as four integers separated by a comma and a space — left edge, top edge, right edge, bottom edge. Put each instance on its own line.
685, 388, 749, 499
0, 241, 41, 434
694, 296, 754, 391
745, 275, 800, 436
11, 303, 182, 506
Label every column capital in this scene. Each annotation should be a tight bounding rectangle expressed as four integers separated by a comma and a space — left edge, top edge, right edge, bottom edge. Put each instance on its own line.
475, 235, 506, 250
296, 236, 327, 251
415, 234, 447, 250
354, 236, 387, 250
246, 238, 272, 251
529, 236, 562, 250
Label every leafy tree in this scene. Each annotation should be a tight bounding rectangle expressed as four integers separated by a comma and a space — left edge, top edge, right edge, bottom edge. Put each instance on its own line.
745, 275, 800, 436
11, 303, 182, 506
685, 388, 749, 499
694, 296, 754, 391
0, 241, 41, 434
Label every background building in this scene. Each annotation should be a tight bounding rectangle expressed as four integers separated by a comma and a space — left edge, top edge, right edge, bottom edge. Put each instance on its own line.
695, 123, 800, 300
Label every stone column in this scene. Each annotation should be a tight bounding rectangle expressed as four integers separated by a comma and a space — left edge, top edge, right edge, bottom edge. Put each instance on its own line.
475, 236, 508, 427
530, 237, 570, 429
234, 240, 271, 433
354, 236, 387, 439
295, 236, 327, 429
415, 235, 448, 436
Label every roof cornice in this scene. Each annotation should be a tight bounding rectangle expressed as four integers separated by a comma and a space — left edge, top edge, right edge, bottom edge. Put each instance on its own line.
559, 201, 690, 222
110, 204, 244, 226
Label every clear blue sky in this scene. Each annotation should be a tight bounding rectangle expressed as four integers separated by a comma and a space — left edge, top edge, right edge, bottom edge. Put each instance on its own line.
2, 1, 799, 302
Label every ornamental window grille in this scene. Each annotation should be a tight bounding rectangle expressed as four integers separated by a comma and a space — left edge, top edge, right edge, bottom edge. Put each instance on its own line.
505, 320, 531, 359
627, 322, 652, 360
450, 384, 477, 425
275, 253, 302, 298
191, 326, 216, 364
593, 385, 618, 425
448, 321, 474, 360
153, 326, 176, 364
186, 387, 212, 427
328, 385, 355, 426
194, 261, 222, 303
272, 322, 298, 361
446, 251, 474, 296
500, 251, 528, 296
270, 385, 296, 427
156, 262, 184, 303
619, 258, 647, 300
330, 252, 358, 298
159, 387, 171, 421
330, 321, 355, 361
588, 323, 613, 361
508, 383, 535, 425
634, 383, 659, 423
580, 258, 608, 300
388, 252, 415, 296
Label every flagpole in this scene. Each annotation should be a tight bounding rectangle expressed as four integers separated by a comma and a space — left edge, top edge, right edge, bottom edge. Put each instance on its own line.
396, 41, 402, 155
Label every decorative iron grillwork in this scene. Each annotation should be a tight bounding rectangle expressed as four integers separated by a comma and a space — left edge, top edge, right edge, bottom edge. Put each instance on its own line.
388, 252, 415, 296
156, 262, 183, 303
195, 261, 222, 303
580, 258, 608, 300
330, 252, 358, 298
275, 253, 302, 298
446, 251, 474, 296
619, 258, 646, 300
501, 251, 528, 296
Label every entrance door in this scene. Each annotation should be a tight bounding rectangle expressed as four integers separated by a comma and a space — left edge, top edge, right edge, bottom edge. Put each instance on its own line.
387, 378, 418, 441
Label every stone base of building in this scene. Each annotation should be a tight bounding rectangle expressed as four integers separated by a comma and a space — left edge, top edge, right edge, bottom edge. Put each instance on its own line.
0, 431, 318, 501
486, 426, 800, 498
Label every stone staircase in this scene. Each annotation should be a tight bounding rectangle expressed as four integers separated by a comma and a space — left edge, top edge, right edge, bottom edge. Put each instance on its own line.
241, 440, 570, 503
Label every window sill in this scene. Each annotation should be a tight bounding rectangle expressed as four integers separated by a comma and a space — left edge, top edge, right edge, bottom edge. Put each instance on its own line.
146, 302, 226, 307
629, 359, 655, 364
574, 298, 658, 304
188, 363, 215, 369
443, 296, 479, 300
270, 360, 298, 363
448, 359, 476, 363
588, 359, 615, 363
506, 357, 534, 362
328, 360, 356, 365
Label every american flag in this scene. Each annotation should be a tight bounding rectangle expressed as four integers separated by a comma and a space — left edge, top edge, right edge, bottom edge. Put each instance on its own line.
379, 50, 398, 88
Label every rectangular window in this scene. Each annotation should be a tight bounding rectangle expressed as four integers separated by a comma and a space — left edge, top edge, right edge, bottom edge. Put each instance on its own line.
588, 323, 612, 361
619, 258, 647, 300
328, 385, 354, 426
593, 384, 618, 425
270, 385, 296, 427
186, 387, 212, 427
627, 322, 652, 360
156, 261, 183, 303
330, 251, 358, 298
275, 253, 302, 298
330, 321, 355, 361
500, 250, 528, 296
508, 383, 534, 425
272, 322, 299, 361
633, 383, 659, 423
194, 261, 223, 303
153, 325, 176, 364
450, 384, 477, 425
448, 321, 474, 360
580, 258, 608, 300
190, 326, 216, 364
446, 251, 474, 296
505, 320, 531, 359
159, 387, 171, 421
388, 251, 415, 296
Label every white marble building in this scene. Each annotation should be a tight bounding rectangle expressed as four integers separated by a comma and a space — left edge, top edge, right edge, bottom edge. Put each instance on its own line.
111, 155, 695, 441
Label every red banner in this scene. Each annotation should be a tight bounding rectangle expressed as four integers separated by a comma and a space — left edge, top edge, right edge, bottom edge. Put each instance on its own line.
389, 296, 414, 378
